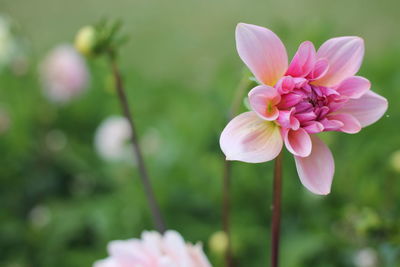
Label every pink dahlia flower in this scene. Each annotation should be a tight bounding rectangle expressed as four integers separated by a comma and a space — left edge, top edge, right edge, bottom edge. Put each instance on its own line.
220, 23, 388, 195
94, 230, 212, 267
40, 45, 89, 103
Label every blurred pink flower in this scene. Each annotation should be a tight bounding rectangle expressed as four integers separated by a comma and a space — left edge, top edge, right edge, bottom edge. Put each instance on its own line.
220, 23, 388, 195
40, 45, 88, 103
94, 230, 212, 267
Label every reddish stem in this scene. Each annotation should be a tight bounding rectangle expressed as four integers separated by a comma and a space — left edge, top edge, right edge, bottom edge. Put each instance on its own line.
110, 58, 166, 233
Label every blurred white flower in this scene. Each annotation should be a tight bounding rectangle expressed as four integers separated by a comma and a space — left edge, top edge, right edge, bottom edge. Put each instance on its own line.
354, 247, 378, 267
28, 205, 51, 229
39, 45, 89, 103
0, 14, 29, 75
0, 15, 14, 67
94, 116, 134, 162
94, 230, 211, 267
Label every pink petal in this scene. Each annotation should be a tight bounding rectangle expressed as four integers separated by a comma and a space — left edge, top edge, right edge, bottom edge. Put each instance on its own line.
294, 102, 313, 113
327, 113, 361, 134
93, 258, 119, 267
276, 76, 295, 94
320, 86, 339, 96
220, 111, 283, 163
283, 128, 312, 157
248, 85, 281, 120
188, 244, 212, 267
337, 91, 388, 127
302, 121, 324, 134
277, 108, 300, 130
314, 36, 364, 87
163, 231, 191, 264
336, 76, 370, 99
107, 240, 150, 264
315, 106, 330, 119
286, 41, 316, 77
277, 93, 303, 109
308, 59, 329, 80
294, 135, 334, 195
295, 111, 317, 122
293, 77, 308, 88
320, 118, 344, 131
236, 23, 288, 86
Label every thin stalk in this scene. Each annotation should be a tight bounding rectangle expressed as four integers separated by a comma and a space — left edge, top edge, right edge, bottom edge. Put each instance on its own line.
109, 57, 166, 233
222, 73, 251, 267
271, 151, 283, 267
222, 160, 233, 267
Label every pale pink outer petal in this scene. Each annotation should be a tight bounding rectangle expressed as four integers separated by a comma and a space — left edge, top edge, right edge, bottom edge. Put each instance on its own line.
286, 41, 316, 77
94, 231, 212, 267
158, 258, 176, 267
327, 113, 361, 134
93, 258, 119, 267
337, 91, 388, 127
163, 230, 192, 266
107, 239, 150, 265
294, 135, 334, 195
107, 239, 137, 258
283, 128, 312, 157
188, 244, 212, 267
236, 23, 288, 86
142, 231, 163, 257
336, 76, 370, 99
314, 36, 364, 87
220, 111, 283, 163
248, 85, 281, 120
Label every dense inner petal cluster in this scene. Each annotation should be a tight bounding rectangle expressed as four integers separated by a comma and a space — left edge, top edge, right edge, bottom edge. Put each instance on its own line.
275, 77, 348, 134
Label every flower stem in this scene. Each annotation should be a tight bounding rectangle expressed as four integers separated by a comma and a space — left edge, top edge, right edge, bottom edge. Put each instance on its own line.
109, 57, 166, 233
222, 160, 233, 267
271, 151, 283, 267
222, 72, 251, 267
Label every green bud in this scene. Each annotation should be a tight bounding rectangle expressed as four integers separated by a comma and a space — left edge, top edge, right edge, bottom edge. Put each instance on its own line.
74, 26, 96, 56
390, 150, 400, 173
208, 231, 229, 255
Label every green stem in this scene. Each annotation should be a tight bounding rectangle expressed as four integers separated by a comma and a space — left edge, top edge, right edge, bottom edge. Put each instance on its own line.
271, 151, 283, 267
222, 72, 252, 267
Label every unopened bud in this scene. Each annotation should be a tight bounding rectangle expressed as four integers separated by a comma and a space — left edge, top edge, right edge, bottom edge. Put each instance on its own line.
390, 150, 400, 173
208, 231, 229, 255
74, 26, 96, 56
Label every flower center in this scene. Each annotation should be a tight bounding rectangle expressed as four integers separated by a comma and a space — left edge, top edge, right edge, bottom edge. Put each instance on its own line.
307, 86, 326, 108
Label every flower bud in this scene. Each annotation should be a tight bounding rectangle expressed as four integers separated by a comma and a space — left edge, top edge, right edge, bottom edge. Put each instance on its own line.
74, 26, 96, 56
390, 150, 400, 173
208, 231, 229, 255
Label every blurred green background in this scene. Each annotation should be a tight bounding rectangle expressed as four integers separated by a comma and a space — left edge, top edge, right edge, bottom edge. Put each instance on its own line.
1, 0, 399, 266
